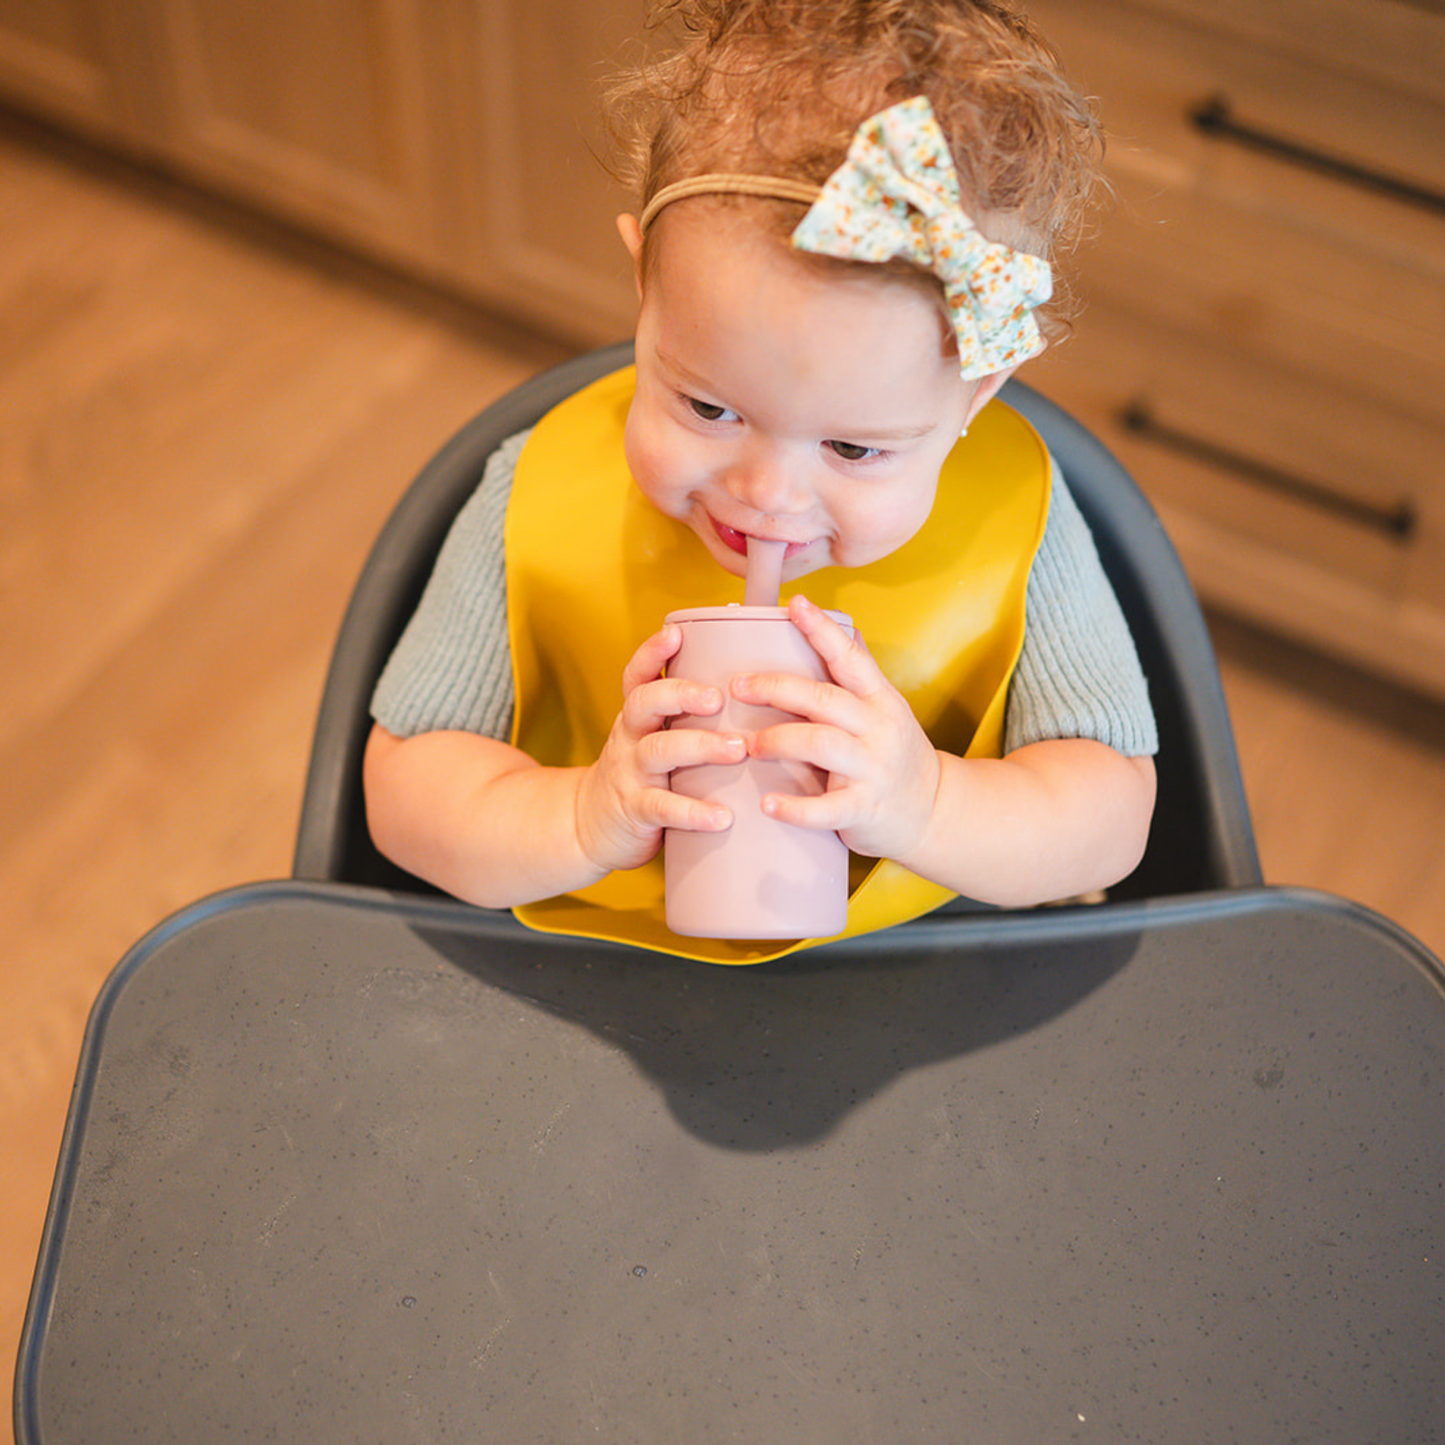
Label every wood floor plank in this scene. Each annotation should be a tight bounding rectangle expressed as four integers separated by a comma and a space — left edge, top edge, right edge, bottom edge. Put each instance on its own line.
1212, 616, 1445, 959
1, 134, 489, 747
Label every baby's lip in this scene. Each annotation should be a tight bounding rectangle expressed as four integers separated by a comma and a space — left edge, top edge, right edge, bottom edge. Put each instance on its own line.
711, 517, 807, 558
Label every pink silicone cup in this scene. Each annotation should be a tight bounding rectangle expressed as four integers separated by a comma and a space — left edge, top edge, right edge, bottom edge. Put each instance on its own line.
664, 604, 852, 940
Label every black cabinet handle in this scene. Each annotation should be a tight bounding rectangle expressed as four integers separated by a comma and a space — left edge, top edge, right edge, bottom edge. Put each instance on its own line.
1189, 94, 1445, 216
1119, 399, 1417, 543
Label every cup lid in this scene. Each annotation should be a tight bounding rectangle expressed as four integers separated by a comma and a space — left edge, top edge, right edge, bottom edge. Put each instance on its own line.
666, 604, 853, 625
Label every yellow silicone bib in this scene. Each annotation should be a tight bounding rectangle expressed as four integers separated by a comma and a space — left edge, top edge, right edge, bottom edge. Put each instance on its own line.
506, 367, 1049, 962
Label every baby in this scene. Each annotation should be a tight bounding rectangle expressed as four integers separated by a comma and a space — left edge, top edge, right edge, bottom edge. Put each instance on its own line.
364, 0, 1158, 962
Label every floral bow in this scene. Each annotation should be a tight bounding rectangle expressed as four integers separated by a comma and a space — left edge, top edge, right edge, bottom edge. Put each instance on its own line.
792, 97, 1052, 380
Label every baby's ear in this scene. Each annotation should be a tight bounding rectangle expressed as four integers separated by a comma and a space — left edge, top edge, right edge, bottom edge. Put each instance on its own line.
616, 214, 645, 296
964, 363, 1024, 427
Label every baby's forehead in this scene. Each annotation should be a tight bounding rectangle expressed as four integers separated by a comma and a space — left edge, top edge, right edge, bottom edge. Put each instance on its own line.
639, 193, 794, 274
650, 204, 953, 346
646, 196, 940, 290
644, 207, 962, 381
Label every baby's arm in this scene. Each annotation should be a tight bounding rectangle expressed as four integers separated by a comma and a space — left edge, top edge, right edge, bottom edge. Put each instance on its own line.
899, 738, 1155, 907
740, 596, 1155, 906
363, 624, 745, 907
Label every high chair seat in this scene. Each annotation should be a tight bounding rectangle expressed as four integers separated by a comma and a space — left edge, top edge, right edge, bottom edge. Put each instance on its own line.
293, 341, 1261, 904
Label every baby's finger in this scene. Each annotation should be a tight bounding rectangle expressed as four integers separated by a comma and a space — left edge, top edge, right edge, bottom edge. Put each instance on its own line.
637, 726, 748, 775
759, 784, 858, 833
787, 594, 888, 695
730, 669, 866, 733
640, 786, 733, 833
620, 675, 724, 739
748, 719, 863, 778
621, 623, 685, 697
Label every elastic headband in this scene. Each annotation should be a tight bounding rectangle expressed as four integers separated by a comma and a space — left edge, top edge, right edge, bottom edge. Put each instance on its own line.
638, 174, 821, 234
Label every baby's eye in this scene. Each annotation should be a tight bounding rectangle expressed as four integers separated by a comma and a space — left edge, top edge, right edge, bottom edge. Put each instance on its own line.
688, 397, 737, 423
826, 439, 883, 463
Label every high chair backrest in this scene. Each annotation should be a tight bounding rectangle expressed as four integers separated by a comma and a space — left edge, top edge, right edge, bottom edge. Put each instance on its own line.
293, 342, 1261, 902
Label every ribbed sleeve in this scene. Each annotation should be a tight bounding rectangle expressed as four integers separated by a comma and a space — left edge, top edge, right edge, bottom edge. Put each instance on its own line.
369, 429, 529, 741
1005, 460, 1159, 757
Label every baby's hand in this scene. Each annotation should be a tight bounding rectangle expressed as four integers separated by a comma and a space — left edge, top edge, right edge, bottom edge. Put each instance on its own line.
733, 595, 941, 863
574, 623, 745, 874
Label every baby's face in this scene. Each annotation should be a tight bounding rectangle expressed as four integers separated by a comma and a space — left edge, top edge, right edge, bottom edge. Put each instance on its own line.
624, 202, 998, 583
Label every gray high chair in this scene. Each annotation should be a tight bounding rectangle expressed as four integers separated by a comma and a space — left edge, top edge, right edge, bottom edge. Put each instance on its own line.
293, 339, 1262, 906
26, 360, 1445, 1445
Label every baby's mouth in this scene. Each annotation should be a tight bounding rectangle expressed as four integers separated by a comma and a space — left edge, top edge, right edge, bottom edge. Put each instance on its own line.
711, 518, 805, 559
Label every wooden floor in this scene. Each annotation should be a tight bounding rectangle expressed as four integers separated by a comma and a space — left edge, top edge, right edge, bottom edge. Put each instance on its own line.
3, 123, 1444, 1436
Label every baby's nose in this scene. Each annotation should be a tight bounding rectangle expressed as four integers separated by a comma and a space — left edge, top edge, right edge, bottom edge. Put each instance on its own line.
729, 452, 811, 514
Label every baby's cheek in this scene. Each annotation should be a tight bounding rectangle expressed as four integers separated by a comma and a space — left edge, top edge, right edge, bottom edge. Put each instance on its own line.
626, 442, 682, 516
623, 413, 670, 496
832, 490, 934, 567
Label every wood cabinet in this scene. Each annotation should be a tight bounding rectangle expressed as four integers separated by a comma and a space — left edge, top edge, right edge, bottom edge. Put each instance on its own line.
0, 0, 638, 336
430, 0, 638, 342
148, 0, 443, 274
1024, 0, 1445, 695
0, 2, 148, 143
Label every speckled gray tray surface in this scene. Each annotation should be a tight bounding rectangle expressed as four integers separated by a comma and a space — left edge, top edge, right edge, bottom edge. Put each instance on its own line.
17, 883, 1445, 1443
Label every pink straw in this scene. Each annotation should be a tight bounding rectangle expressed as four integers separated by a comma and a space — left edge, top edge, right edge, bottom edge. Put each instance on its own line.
742, 537, 788, 607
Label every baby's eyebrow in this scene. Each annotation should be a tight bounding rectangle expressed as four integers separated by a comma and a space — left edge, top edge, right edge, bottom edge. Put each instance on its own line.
656, 348, 715, 394
842, 420, 935, 442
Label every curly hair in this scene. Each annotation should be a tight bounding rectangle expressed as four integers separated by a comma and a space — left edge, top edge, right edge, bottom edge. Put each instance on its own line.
603, 0, 1103, 328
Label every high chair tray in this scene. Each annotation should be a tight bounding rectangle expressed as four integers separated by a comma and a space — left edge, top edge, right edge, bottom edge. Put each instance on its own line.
16, 881, 1444, 1443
